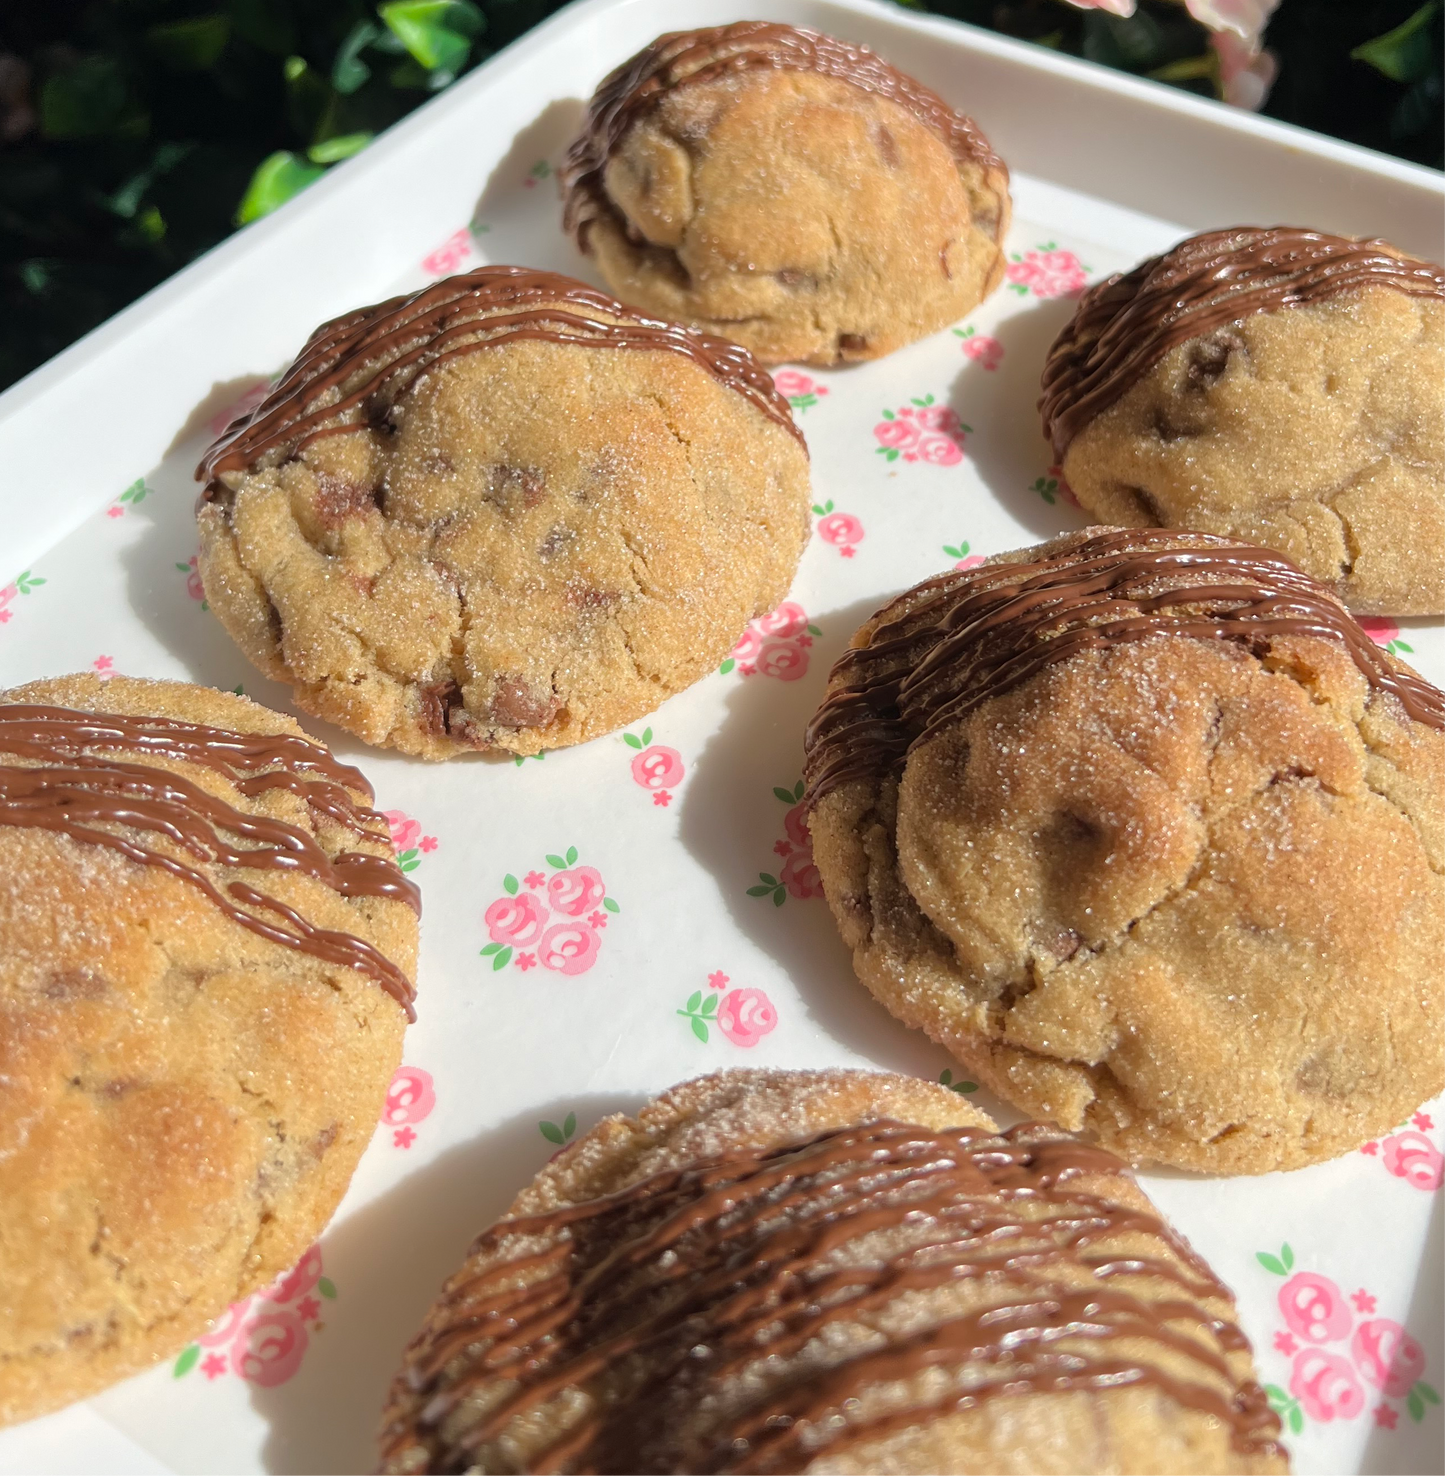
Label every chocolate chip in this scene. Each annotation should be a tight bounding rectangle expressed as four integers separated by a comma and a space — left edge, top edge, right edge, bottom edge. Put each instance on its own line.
489, 676, 560, 730
874, 123, 900, 168
418, 678, 465, 737
313, 474, 379, 528
311, 1122, 339, 1157
1186, 328, 1247, 389
837, 333, 869, 354
484, 465, 547, 513
538, 525, 575, 561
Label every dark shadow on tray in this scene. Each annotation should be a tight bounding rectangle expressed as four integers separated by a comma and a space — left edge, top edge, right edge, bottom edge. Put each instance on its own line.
947, 293, 1091, 544
251, 1092, 641, 1475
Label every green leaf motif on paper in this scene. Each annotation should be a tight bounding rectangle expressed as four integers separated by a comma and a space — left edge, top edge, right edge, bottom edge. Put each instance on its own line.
1255, 1243, 1294, 1276
539, 1112, 577, 1146
677, 990, 719, 1042
938, 1068, 978, 1095
173, 1343, 200, 1378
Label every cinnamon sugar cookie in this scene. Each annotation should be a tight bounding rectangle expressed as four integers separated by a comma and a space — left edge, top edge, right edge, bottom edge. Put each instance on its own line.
1041, 227, 1445, 615
0, 674, 416, 1426
562, 23, 1011, 365
378, 1068, 1283, 1475
197, 266, 809, 759
805, 529, 1444, 1174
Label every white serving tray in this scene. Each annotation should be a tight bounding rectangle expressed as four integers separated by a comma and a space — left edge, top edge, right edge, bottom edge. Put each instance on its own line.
0, 2, 1440, 1472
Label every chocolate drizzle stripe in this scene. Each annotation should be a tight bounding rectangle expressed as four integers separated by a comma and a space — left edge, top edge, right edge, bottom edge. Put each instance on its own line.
0, 705, 417, 1018
381, 1119, 1280, 1472
1040, 226, 1445, 460
804, 529, 1445, 808
198, 267, 802, 487
561, 21, 1005, 253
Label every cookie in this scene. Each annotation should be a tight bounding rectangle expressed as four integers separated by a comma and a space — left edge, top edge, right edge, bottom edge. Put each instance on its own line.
0, 674, 417, 1426
197, 266, 810, 759
1040, 227, 1445, 615
561, 22, 1011, 365
804, 528, 1444, 1175
378, 1067, 1283, 1475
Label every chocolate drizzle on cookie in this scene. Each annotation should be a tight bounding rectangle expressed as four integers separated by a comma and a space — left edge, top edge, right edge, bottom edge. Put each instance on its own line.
1040, 227, 1445, 459
379, 1118, 1281, 1473
0, 705, 418, 1017
804, 529, 1445, 807
561, 21, 1007, 252
198, 266, 802, 491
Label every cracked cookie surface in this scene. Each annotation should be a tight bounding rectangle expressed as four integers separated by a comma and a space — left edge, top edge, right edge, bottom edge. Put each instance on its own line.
804, 529, 1444, 1174
562, 23, 1011, 366
197, 267, 810, 758
0, 674, 416, 1426
379, 1068, 1282, 1475
1041, 228, 1445, 615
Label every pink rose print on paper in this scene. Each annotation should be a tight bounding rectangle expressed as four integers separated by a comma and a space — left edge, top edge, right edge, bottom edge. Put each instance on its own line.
772, 369, 829, 412
721, 602, 820, 678
0, 569, 45, 628
1005, 243, 1089, 299
750, 783, 824, 906
812, 500, 863, 558
625, 727, 685, 807
173, 1244, 336, 1385
208, 379, 270, 437
421, 227, 475, 277
382, 1065, 436, 1150
1353, 1320, 1426, 1399
874, 395, 969, 466
481, 848, 619, 973
779, 849, 823, 899
676, 974, 780, 1046
523, 158, 552, 188
175, 553, 207, 608
942, 539, 985, 572
1292, 1348, 1365, 1423
1279, 1271, 1353, 1344
385, 810, 438, 874
1359, 616, 1415, 658
953, 325, 1004, 369
92, 655, 114, 677
1381, 1130, 1444, 1191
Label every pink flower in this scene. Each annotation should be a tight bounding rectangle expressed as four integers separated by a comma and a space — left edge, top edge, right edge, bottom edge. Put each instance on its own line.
756, 642, 808, 681
1374, 1402, 1398, 1429
515, 952, 536, 971
92, 656, 113, 674
231, 1309, 308, 1387
1049, 465, 1082, 509
771, 370, 817, 398
1274, 1331, 1298, 1356
538, 922, 602, 976
1353, 1319, 1426, 1398
632, 745, 685, 790
1007, 249, 1088, 299
1359, 617, 1400, 648
738, 662, 756, 676
708, 971, 729, 990
548, 865, 605, 917
956, 554, 986, 571
419, 835, 438, 853
202, 1353, 227, 1379
758, 601, 808, 639
782, 802, 811, 850
729, 625, 764, 663
106, 505, 125, 518
817, 511, 864, 548
961, 334, 1003, 370
1279, 1272, 1352, 1344
773, 839, 792, 858
1352, 1290, 1377, 1314
780, 849, 824, 899
840, 546, 855, 559
385, 811, 421, 853
1381, 1130, 1444, 1191
874, 417, 922, 450
393, 1125, 416, 1148
296, 1295, 321, 1324
1211, 29, 1278, 110
917, 434, 964, 466
524, 870, 546, 889
588, 910, 608, 928
1361, 1140, 1379, 1155
269, 1245, 322, 1305
1415, 1112, 1434, 1131
382, 1065, 436, 1127
421, 227, 473, 276
913, 406, 959, 434
653, 791, 672, 806
717, 988, 778, 1047
199, 1298, 253, 1348
485, 891, 548, 946
1291, 1347, 1365, 1422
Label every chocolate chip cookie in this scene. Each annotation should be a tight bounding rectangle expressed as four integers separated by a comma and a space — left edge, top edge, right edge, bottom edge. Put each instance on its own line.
198, 266, 810, 759
805, 528, 1444, 1174
562, 22, 1011, 365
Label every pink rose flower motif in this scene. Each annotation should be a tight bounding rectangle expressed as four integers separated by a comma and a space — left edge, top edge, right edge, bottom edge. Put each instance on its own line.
1381, 1130, 1444, 1191
874, 416, 922, 451
421, 227, 474, 277
202, 1353, 227, 1379
1352, 1319, 1426, 1399
385, 811, 422, 853
296, 1295, 321, 1323
708, 970, 729, 990
653, 791, 671, 806
914, 406, 961, 435
0, 585, 15, 621
1007, 247, 1088, 299
758, 602, 808, 639
485, 891, 548, 946
382, 1066, 436, 1128
1415, 1112, 1434, 1130
729, 625, 764, 665
178, 554, 205, 602
782, 802, 811, 851
515, 953, 536, 972
1375, 1402, 1398, 1429
92, 655, 113, 676
106, 505, 124, 519
231, 1308, 309, 1388
199, 1297, 254, 1348
538, 921, 602, 976
393, 1125, 416, 1148
524, 870, 546, 889
1359, 617, 1400, 648
587, 910, 608, 929
420, 836, 438, 854
780, 849, 824, 900
917, 434, 964, 467
548, 865, 606, 917
717, 988, 778, 1047
269, 1244, 322, 1305
1279, 1271, 1352, 1344
1274, 1331, 1298, 1356
1292, 1347, 1365, 1422
817, 511, 864, 551
956, 554, 985, 571
1361, 1140, 1379, 1155
771, 370, 827, 403
632, 746, 685, 791
1352, 1290, 1377, 1315
961, 334, 1003, 370
756, 641, 808, 681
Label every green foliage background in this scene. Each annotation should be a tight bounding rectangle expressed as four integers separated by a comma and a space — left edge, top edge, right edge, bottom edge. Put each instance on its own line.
0, 0, 1438, 393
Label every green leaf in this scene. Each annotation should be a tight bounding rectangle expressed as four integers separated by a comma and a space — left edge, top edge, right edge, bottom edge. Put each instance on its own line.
563, 1111, 576, 1139
1264, 1385, 1288, 1408
1256, 1252, 1286, 1276
1288, 1406, 1303, 1434
759, 874, 778, 887
959, 1081, 979, 1093
400, 853, 419, 872
1409, 1388, 1424, 1421
882, 409, 895, 420
943, 545, 961, 559
773, 888, 786, 907
545, 853, 565, 869
691, 1016, 709, 1042
641, 730, 652, 745
746, 885, 773, 897
624, 733, 642, 749
774, 786, 796, 803
806, 624, 822, 636
1352, 3, 1439, 84
380, 1, 481, 74
492, 946, 512, 971
17, 572, 45, 593
602, 897, 619, 914
504, 873, 519, 895
236, 151, 325, 225
308, 132, 373, 164
318, 1276, 337, 1299
40, 57, 129, 140
480, 942, 500, 955
1282, 1243, 1294, 1270
566, 846, 578, 865
793, 781, 804, 800
176, 562, 191, 572
332, 20, 380, 93
540, 1119, 564, 1144
148, 16, 231, 71
1418, 1380, 1441, 1404
174, 1344, 200, 1377
701, 996, 717, 1017
1395, 639, 1415, 653
686, 991, 702, 1013
719, 658, 735, 675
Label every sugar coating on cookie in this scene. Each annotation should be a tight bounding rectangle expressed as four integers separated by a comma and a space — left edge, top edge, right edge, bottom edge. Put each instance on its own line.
0, 674, 417, 1426
197, 266, 810, 758
805, 528, 1444, 1174
562, 22, 1011, 365
377, 1067, 1283, 1475
1040, 227, 1445, 615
